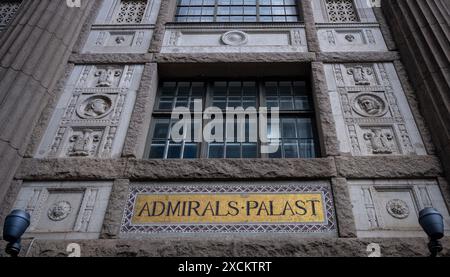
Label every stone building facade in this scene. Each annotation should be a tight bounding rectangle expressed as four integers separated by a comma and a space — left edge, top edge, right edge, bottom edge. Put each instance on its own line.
0, 0, 449, 257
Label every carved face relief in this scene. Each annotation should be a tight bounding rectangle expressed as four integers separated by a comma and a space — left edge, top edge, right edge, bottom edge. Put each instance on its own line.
386, 199, 410, 219
68, 129, 101, 157
94, 68, 122, 87
77, 96, 113, 119
48, 201, 72, 221
347, 65, 374, 86
363, 128, 397, 154
353, 94, 387, 117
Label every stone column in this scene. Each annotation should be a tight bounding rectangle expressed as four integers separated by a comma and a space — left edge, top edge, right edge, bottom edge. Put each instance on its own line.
382, 0, 450, 183
0, 0, 95, 202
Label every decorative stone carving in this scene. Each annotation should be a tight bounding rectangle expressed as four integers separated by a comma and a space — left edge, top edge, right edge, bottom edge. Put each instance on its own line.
95, 68, 122, 87
114, 0, 147, 24
77, 95, 113, 119
12, 182, 113, 239
363, 128, 396, 154
221, 30, 249, 46
37, 65, 144, 159
386, 199, 410, 219
326, 63, 426, 156
347, 65, 373, 85
0, 0, 21, 26
345, 34, 355, 42
348, 180, 450, 237
68, 129, 102, 157
325, 0, 358, 23
353, 94, 387, 117
48, 201, 72, 221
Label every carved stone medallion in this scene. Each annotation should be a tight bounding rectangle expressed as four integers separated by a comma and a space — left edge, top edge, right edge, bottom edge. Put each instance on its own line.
48, 201, 72, 221
386, 199, 410, 219
353, 94, 387, 117
77, 95, 113, 119
221, 30, 248, 46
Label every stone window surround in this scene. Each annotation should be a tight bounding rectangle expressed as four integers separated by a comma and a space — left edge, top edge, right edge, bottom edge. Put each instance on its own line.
144, 79, 320, 159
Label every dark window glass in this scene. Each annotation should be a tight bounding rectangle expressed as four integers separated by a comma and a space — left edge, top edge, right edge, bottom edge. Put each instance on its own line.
147, 79, 317, 159
175, 0, 301, 22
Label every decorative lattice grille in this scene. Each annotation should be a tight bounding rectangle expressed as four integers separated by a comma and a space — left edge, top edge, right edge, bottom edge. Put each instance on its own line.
0, 0, 21, 26
325, 0, 358, 23
114, 0, 147, 24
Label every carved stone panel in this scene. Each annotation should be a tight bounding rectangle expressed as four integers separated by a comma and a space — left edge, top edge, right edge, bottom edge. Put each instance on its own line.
348, 179, 450, 237
36, 65, 144, 158
12, 182, 113, 239
82, 0, 161, 53
325, 63, 426, 156
317, 25, 387, 52
161, 24, 308, 53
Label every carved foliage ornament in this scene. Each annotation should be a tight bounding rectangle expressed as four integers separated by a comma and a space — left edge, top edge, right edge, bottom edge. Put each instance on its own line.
221, 30, 249, 46
48, 201, 72, 221
386, 199, 410, 219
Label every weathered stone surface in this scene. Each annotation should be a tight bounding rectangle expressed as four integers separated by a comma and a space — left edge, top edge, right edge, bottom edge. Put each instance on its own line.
24, 64, 74, 158
311, 62, 340, 156
122, 63, 158, 158
69, 53, 153, 64
317, 51, 400, 63
124, 158, 338, 180
336, 156, 443, 178
0, 0, 94, 217
382, 0, 450, 184
15, 158, 128, 181
331, 178, 357, 238
155, 53, 317, 63
1, 237, 449, 257
100, 179, 130, 239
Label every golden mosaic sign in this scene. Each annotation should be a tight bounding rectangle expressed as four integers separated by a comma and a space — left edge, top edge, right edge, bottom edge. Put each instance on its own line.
121, 182, 336, 234
132, 193, 325, 224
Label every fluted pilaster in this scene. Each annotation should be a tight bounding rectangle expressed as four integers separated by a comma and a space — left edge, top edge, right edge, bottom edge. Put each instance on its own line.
382, 0, 450, 182
0, 0, 95, 201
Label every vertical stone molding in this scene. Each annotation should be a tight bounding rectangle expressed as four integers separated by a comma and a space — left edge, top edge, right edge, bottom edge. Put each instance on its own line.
382, 0, 450, 183
0, 0, 94, 202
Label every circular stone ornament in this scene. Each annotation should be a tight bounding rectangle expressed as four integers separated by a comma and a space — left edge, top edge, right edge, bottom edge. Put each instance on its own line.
48, 201, 72, 221
352, 93, 388, 117
221, 30, 249, 46
386, 199, 410, 219
77, 95, 114, 119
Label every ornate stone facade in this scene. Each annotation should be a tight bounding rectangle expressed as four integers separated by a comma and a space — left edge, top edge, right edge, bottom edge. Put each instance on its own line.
0, 0, 448, 257
35, 65, 144, 159
325, 62, 426, 156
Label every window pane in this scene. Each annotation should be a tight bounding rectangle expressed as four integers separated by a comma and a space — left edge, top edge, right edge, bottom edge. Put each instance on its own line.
184, 144, 198, 159
150, 80, 317, 160
226, 144, 241, 158
149, 144, 166, 159
176, 0, 300, 22
209, 144, 225, 158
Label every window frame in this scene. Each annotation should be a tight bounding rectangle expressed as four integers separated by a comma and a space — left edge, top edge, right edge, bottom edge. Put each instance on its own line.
174, 0, 303, 23
145, 78, 320, 160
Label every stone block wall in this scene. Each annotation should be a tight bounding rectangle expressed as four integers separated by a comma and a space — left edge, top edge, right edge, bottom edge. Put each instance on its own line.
0, 0, 448, 257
